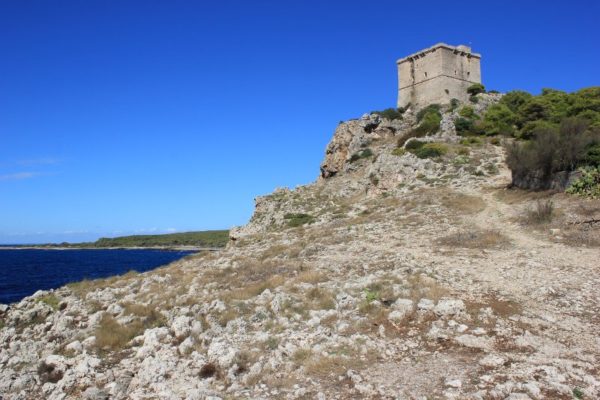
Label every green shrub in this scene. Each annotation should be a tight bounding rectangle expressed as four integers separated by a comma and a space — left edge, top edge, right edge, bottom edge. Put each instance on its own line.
457, 146, 470, 155
364, 288, 378, 303
38, 294, 60, 311
453, 155, 470, 165
469, 95, 479, 103
481, 104, 517, 136
518, 120, 557, 140
373, 108, 403, 121
566, 167, 600, 198
449, 98, 460, 111
467, 83, 485, 95
405, 139, 425, 150
391, 148, 406, 156
455, 117, 475, 136
283, 213, 315, 227
411, 143, 448, 159
416, 104, 441, 122
349, 148, 373, 163
506, 118, 600, 189
584, 143, 600, 166
500, 90, 533, 113
413, 105, 442, 137
460, 137, 483, 146
459, 106, 477, 119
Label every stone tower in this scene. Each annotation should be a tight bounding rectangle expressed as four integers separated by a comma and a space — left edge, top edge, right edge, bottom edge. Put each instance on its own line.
397, 43, 481, 109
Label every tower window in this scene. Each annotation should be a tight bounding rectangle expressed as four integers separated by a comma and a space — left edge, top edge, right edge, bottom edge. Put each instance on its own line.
425, 72, 428, 77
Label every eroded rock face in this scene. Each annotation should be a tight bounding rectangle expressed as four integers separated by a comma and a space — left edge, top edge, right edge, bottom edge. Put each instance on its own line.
320, 114, 408, 179
510, 169, 582, 191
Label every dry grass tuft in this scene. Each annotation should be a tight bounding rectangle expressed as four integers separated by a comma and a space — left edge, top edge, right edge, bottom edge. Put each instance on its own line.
223, 275, 285, 301
94, 304, 165, 351
406, 274, 448, 303
94, 314, 143, 350
305, 356, 355, 378
68, 270, 140, 298
295, 269, 327, 284
306, 287, 336, 310
441, 192, 486, 214
523, 199, 554, 225
37, 294, 60, 311
560, 227, 600, 247
292, 348, 312, 364
437, 229, 510, 249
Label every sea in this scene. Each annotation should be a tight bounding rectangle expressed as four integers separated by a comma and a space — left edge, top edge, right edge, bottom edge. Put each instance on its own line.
0, 249, 195, 304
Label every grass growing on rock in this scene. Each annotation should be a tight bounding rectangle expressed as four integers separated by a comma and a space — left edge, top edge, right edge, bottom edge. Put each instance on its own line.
283, 213, 315, 227
37, 294, 60, 311
94, 304, 166, 351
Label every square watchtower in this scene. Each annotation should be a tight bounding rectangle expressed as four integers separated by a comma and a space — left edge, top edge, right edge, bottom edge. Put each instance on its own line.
397, 43, 481, 109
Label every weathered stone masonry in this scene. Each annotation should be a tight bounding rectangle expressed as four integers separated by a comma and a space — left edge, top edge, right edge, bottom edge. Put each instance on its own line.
397, 43, 481, 109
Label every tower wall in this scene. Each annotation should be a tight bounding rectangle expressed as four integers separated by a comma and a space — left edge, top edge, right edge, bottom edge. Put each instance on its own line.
397, 43, 481, 109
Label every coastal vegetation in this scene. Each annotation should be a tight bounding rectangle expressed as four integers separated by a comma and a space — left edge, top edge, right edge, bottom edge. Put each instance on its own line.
92, 230, 229, 248
459, 87, 600, 193
6, 230, 230, 249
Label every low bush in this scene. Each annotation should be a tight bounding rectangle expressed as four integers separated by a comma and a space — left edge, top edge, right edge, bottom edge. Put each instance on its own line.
373, 108, 403, 120
391, 147, 406, 156
413, 108, 442, 136
459, 105, 478, 119
405, 139, 425, 150
283, 213, 315, 227
411, 143, 448, 159
449, 98, 460, 111
467, 83, 485, 95
584, 143, 600, 166
566, 167, 600, 198
38, 294, 60, 311
349, 148, 373, 163
454, 117, 475, 136
416, 104, 441, 122
460, 136, 483, 146
506, 118, 600, 189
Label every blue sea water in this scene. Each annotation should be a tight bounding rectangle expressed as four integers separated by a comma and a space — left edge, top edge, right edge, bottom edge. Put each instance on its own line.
0, 249, 194, 304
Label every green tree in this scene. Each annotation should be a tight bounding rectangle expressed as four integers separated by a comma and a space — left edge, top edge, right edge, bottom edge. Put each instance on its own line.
467, 83, 485, 95
481, 104, 517, 136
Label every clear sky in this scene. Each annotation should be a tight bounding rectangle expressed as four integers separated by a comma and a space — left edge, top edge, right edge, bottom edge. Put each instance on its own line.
1, 1, 599, 244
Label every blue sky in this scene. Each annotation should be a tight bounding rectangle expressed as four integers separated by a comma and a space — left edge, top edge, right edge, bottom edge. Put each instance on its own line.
1, 1, 599, 244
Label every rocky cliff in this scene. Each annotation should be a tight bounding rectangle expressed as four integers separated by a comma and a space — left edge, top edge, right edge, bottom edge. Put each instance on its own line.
1, 96, 599, 400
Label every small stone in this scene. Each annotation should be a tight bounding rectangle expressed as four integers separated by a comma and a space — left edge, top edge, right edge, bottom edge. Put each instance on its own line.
434, 299, 466, 317
479, 354, 506, 368
65, 340, 83, 353
417, 298, 435, 311
445, 379, 462, 388
83, 386, 110, 400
